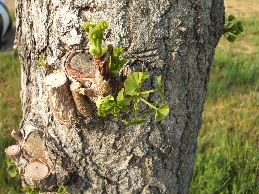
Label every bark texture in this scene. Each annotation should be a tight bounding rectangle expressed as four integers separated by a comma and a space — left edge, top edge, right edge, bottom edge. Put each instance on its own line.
15, 0, 225, 193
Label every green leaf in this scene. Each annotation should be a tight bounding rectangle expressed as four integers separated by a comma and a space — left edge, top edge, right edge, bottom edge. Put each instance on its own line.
22, 187, 39, 194
155, 104, 170, 121
114, 47, 125, 56
158, 88, 165, 100
117, 88, 131, 112
117, 88, 125, 102
125, 72, 150, 95
97, 93, 130, 117
84, 21, 109, 57
83, 22, 92, 32
109, 48, 128, 76
36, 54, 47, 67
97, 95, 117, 117
6, 159, 18, 178
226, 34, 237, 43
122, 118, 149, 125
57, 186, 68, 194
8, 168, 18, 177
157, 76, 163, 87
228, 15, 235, 22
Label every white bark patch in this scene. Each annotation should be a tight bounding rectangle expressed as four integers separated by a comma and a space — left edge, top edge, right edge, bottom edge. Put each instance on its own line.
54, 5, 82, 46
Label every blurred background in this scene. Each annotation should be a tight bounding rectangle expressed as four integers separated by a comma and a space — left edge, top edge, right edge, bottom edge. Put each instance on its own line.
0, 0, 258, 193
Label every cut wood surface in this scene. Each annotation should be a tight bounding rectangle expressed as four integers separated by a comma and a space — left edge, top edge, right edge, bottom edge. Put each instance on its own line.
23, 131, 46, 158
5, 145, 21, 159
24, 160, 50, 180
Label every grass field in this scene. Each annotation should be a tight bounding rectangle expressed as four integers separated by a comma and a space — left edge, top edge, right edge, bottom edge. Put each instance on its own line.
191, 0, 259, 193
0, 0, 258, 193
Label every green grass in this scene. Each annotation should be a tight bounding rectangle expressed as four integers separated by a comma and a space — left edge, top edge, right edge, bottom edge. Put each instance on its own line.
191, 6, 259, 194
0, 52, 22, 194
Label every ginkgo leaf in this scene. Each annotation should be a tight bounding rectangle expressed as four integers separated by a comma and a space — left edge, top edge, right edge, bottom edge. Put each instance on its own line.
125, 72, 150, 95
155, 104, 170, 121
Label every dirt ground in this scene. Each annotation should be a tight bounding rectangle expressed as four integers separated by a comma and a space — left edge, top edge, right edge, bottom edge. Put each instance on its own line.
225, 0, 259, 18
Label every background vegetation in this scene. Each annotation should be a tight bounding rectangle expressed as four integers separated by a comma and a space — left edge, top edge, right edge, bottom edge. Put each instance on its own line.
0, 0, 258, 193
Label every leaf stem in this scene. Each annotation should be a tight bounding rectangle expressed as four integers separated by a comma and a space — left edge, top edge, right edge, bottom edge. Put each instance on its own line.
140, 89, 158, 95
140, 98, 157, 110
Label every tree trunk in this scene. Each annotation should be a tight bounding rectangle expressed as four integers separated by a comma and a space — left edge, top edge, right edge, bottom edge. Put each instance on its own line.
13, 0, 225, 193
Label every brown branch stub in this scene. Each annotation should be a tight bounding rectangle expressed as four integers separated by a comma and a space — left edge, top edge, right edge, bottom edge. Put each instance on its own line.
23, 131, 46, 159
70, 81, 93, 117
24, 160, 50, 181
11, 130, 23, 142
5, 145, 21, 161
44, 71, 77, 125
65, 51, 97, 82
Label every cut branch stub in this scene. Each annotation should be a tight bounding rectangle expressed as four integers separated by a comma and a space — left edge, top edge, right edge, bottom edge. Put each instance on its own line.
24, 160, 50, 180
11, 130, 23, 142
5, 145, 21, 161
23, 131, 46, 159
65, 51, 97, 83
44, 71, 77, 125
70, 81, 93, 117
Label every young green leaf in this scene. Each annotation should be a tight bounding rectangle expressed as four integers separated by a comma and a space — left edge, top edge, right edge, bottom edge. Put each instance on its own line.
97, 95, 117, 117
224, 15, 244, 43
155, 104, 170, 121
22, 187, 39, 194
97, 93, 130, 117
125, 72, 150, 95
228, 15, 235, 22
57, 186, 68, 194
157, 76, 163, 87
6, 159, 18, 178
84, 20, 109, 57
226, 34, 237, 43
109, 48, 128, 76
36, 54, 47, 67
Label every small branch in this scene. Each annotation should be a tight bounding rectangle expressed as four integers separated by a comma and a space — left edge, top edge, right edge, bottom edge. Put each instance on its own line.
5, 145, 21, 161
70, 81, 93, 117
44, 71, 77, 125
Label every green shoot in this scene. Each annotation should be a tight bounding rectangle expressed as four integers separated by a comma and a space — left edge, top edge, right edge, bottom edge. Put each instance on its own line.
57, 186, 68, 194
36, 54, 47, 67
6, 159, 19, 178
22, 186, 40, 194
97, 72, 170, 125
109, 48, 129, 76
224, 15, 244, 42
83, 20, 109, 57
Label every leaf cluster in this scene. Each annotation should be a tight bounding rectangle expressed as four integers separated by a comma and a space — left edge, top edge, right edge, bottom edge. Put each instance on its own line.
36, 54, 47, 67
97, 72, 170, 125
109, 48, 128, 76
224, 15, 244, 43
83, 21, 128, 76
6, 159, 19, 178
57, 186, 68, 194
83, 20, 109, 57
22, 187, 40, 194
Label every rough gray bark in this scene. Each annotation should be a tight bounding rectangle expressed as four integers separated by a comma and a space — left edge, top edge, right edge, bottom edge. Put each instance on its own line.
14, 0, 225, 193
